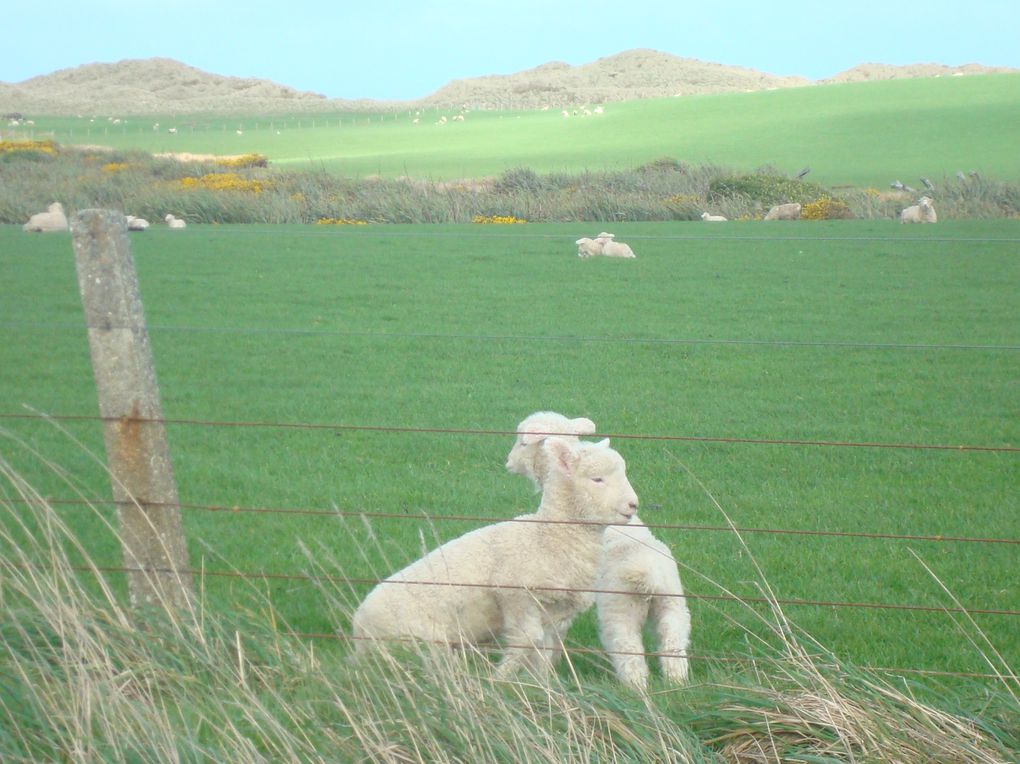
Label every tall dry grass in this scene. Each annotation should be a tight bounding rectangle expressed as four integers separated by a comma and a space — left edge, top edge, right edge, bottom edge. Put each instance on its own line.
1, 432, 1016, 762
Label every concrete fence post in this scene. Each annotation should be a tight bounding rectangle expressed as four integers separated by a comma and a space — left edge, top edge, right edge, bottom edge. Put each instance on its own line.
70, 209, 193, 610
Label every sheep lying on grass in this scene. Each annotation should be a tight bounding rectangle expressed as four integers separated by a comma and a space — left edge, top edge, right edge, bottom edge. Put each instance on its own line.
164, 214, 187, 229
900, 196, 937, 224
575, 232, 636, 258
506, 411, 691, 691
22, 202, 69, 232
353, 436, 639, 678
700, 212, 727, 222
764, 202, 801, 221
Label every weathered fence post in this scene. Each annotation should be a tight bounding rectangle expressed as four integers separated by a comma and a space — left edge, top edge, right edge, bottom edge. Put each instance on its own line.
71, 209, 193, 610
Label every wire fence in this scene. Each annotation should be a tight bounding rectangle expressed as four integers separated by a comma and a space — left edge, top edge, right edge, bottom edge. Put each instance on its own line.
5, 319, 1020, 352
10, 559, 1015, 683
4, 412, 1018, 453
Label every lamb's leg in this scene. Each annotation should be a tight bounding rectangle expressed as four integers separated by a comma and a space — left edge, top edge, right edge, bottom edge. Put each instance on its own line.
496, 606, 550, 679
651, 596, 691, 684
597, 591, 651, 691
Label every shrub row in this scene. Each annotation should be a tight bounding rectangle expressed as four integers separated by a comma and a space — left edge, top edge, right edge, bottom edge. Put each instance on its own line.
2, 143, 1018, 225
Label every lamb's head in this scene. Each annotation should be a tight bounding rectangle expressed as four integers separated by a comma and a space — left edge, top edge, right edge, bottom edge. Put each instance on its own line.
918, 196, 933, 210
541, 437, 638, 525
506, 411, 597, 489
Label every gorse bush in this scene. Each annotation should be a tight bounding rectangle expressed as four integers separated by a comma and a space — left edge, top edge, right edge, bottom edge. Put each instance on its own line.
709, 172, 832, 207
801, 195, 854, 220
2, 142, 1019, 224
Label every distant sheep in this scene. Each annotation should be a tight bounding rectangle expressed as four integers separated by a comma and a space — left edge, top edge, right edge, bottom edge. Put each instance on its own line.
164, 214, 187, 229
353, 437, 639, 678
575, 237, 603, 258
900, 196, 937, 224
575, 233, 635, 259
764, 202, 801, 221
700, 212, 727, 222
126, 215, 150, 231
22, 202, 68, 233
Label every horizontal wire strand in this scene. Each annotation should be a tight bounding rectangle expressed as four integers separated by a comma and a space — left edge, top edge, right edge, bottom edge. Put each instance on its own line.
3, 412, 1017, 453
4, 320, 1019, 352
40, 562, 1019, 618
28, 497, 1020, 547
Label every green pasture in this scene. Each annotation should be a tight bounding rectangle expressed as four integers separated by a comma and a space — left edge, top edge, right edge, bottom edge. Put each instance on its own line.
1, 220, 1018, 685
17, 74, 1020, 186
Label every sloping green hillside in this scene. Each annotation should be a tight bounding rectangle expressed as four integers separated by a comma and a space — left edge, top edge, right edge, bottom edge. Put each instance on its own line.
19, 73, 1020, 186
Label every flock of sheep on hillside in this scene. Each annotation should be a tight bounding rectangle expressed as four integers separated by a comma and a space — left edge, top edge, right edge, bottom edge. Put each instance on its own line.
352, 411, 691, 691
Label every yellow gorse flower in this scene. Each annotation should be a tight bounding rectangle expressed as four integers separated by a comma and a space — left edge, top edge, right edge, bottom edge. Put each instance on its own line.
472, 214, 527, 224
316, 217, 368, 225
0, 140, 57, 155
178, 173, 268, 193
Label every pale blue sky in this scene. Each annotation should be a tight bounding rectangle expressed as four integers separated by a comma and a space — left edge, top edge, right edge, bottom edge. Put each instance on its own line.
5, 1, 1018, 100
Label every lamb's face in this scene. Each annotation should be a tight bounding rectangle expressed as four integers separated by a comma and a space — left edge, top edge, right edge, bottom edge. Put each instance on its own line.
505, 412, 596, 489
548, 438, 639, 524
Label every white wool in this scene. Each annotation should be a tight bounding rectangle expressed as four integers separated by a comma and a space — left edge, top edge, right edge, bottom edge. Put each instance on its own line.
352, 437, 639, 678
701, 212, 727, 222
22, 202, 68, 233
900, 196, 937, 224
764, 202, 802, 221
505, 411, 690, 691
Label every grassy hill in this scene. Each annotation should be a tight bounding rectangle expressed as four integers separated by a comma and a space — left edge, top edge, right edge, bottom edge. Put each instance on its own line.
16, 73, 1019, 186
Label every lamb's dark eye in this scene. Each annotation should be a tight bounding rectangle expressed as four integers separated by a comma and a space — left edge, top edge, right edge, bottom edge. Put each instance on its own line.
592, 477, 605, 484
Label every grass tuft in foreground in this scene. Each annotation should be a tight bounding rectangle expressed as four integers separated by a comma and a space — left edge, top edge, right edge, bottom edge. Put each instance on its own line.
1, 437, 1016, 762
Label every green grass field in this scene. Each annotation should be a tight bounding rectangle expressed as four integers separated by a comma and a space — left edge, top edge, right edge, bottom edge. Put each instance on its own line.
18, 73, 1020, 186
2, 220, 1018, 685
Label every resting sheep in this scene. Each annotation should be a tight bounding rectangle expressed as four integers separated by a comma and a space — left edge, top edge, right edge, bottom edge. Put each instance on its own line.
900, 196, 937, 224
126, 215, 150, 231
22, 202, 69, 233
575, 233, 636, 259
164, 214, 187, 229
575, 237, 602, 257
506, 411, 691, 691
764, 202, 801, 221
700, 212, 727, 222
353, 436, 639, 678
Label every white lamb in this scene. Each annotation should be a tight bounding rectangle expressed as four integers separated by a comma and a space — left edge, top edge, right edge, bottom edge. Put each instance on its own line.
575, 237, 603, 258
506, 412, 691, 691
126, 215, 150, 231
764, 202, 801, 221
22, 202, 69, 233
900, 196, 937, 224
352, 436, 639, 678
701, 212, 727, 222
164, 214, 187, 229
575, 233, 636, 258
596, 234, 636, 258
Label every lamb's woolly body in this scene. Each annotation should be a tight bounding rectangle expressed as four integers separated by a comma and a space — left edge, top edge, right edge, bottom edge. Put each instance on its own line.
598, 519, 690, 689
22, 202, 68, 232
353, 437, 638, 676
506, 410, 691, 691
701, 212, 727, 222
575, 233, 636, 258
900, 196, 937, 224
764, 202, 802, 221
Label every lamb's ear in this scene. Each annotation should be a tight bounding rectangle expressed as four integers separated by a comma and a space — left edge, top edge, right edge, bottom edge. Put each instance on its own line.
519, 429, 548, 446
594, 438, 611, 448
544, 436, 576, 475
570, 417, 597, 436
